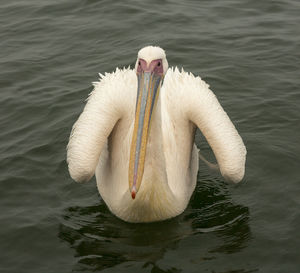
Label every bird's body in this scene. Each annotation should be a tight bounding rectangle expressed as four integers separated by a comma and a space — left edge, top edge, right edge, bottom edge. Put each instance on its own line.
94, 68, 199, 222
67, 47, 246, 223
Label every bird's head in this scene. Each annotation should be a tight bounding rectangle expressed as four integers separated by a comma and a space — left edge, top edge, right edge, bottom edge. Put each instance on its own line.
129, 46, 168, 199
134, 46, 168, 76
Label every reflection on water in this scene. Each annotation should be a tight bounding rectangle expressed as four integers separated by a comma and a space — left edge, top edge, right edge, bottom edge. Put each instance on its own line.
59, 178, 251, 272
188, 177, 251, 255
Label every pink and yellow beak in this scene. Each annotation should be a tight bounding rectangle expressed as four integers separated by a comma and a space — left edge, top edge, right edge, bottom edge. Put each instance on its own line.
128, 59, 164, 199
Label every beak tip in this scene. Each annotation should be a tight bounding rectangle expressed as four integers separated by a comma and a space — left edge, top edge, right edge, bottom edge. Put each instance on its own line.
131, 190, 136, 199
131, 185, 137, 199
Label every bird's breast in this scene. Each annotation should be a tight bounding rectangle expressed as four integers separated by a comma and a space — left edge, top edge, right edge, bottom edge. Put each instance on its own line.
115, 173, 183, 223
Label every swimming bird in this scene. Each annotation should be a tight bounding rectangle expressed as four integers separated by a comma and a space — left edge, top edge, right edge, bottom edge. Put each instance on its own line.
67, 46, 246, 223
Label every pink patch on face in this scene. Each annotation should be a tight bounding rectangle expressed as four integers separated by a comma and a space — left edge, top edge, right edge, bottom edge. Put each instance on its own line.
137, 58, 164, 75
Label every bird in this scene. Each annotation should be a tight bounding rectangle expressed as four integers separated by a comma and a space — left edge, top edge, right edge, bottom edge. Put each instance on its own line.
67, 46, 246, 223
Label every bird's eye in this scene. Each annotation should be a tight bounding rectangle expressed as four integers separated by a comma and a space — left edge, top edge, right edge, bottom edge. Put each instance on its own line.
157, 62, 161, 67
138, 61, 141, 66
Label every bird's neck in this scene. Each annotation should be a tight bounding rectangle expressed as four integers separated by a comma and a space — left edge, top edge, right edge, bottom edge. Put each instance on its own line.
135, 95, 170, 198
125, 99, 181, 222
146, 96, 166, 173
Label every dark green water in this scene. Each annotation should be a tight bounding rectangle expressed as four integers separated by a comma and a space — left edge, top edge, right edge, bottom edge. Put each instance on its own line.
1, 0, 300, 272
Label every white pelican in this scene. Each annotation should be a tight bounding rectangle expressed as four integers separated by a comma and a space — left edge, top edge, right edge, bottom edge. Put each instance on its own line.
67, 46, 246, 223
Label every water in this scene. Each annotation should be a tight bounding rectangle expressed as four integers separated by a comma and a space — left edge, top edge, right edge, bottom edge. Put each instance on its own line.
1, 0, 299, 272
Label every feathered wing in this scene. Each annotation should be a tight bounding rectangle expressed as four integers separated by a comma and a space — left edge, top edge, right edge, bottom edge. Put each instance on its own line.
67, 68, 134, 182
174, 69, 246, 183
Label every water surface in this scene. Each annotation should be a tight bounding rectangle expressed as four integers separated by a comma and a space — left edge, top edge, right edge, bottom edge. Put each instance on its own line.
1, 0, 300, 272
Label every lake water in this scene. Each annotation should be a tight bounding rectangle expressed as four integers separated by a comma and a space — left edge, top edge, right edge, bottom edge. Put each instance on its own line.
1, 0, 299, 272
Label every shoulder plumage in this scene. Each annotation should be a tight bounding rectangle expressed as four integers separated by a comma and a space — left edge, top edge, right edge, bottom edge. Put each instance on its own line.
82, 67, 136, 116
163, 67, 211, 98
89, 67, 136, 100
